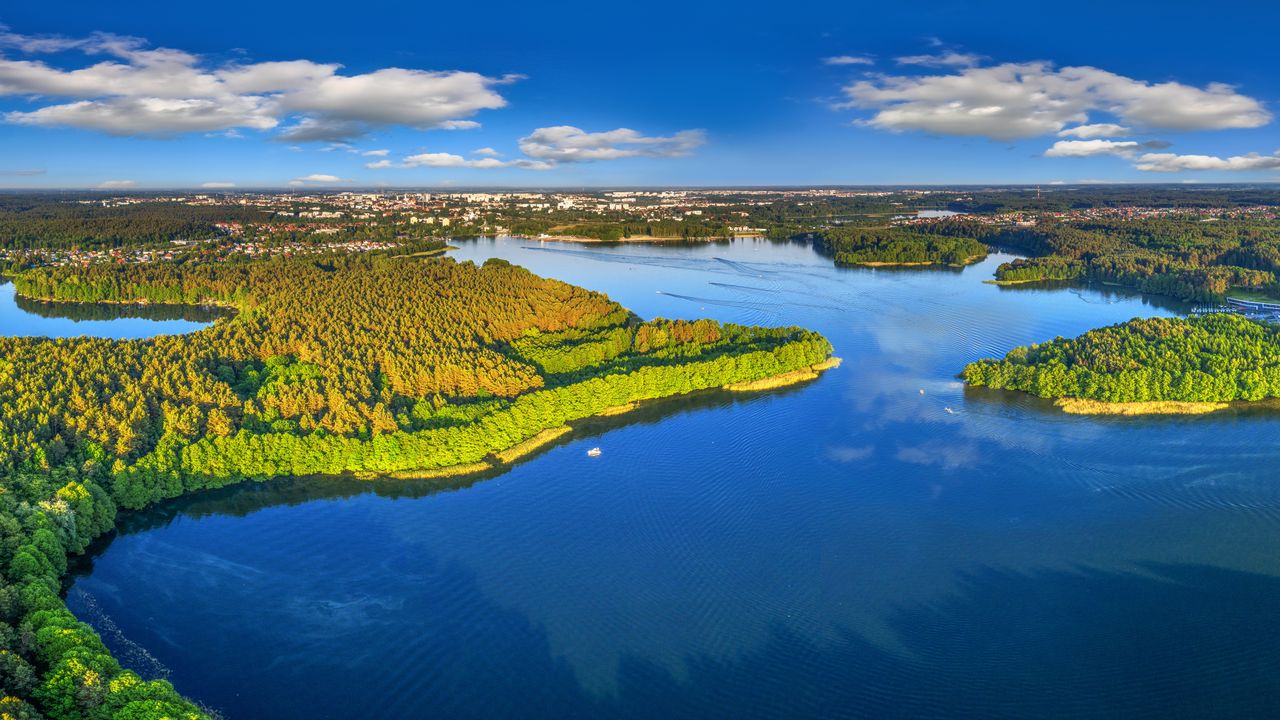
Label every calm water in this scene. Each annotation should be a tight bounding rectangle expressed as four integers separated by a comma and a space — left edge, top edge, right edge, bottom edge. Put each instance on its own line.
67, 238, 1280, 719
0, 278, 218, 338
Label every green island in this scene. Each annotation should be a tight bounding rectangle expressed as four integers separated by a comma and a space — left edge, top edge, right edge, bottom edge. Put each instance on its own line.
0, 253, 833, 719
962, 314, 1280, 415
814, 227, 989, 268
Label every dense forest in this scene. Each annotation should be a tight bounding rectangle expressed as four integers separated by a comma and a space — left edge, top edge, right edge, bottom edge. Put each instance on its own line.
982, 219, 1280, 302
0, 198, 266, 250
963, 314, 1280, 403
933, 186, 1280, 213
0, 254, 833, 719
815, 227, 988, 267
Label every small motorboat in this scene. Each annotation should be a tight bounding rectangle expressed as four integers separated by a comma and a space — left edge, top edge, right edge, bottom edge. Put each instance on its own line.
587, 447, 602, 457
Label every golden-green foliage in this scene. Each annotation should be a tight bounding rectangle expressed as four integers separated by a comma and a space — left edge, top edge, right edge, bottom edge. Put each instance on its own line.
964, 314, 1280, 404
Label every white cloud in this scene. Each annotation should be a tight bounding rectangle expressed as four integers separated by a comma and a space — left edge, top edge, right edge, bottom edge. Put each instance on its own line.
0, 27, 516, 140
367, 125, 705, 172
895, 52, 981, 68
201, 181, 235, 188
274, 118, 363, 142
840, 62, 1271, 141
401, 152, 509, 168
361, 148, 389, 157
97, 179, 136, 188
367, 152, 552, 170
1044, 139, 1142, 158
9, 97, 276, 134
1134, 150, 1280, 172
0, 26, 93, 54
824, 55, 874, 66
518, 126, 706, 162
289, 173, 343, 185
1057, 123, 1131, 138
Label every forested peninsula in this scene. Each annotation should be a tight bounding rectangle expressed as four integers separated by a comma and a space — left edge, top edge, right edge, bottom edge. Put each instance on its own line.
0, 254, 834, 719
962, 314, 1280, 414
981, 218, 1280, 302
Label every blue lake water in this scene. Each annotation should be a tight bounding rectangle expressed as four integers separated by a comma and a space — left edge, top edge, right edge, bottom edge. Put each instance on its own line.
66, 238, 1280, 718
0, 278, 217, 338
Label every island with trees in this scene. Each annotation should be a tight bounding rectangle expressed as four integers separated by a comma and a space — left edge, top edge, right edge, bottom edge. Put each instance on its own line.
962, 313, 1280, 414
0, 253, 834, 719
814, 227, 988, 267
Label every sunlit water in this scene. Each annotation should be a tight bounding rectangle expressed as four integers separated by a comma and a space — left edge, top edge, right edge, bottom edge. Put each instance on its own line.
66, 238, 1280, 718
0, 278, 218, 339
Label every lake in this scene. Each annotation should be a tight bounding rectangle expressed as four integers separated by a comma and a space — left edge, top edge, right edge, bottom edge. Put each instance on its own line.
0, 277, 219, 339
66, 238, 1280, 719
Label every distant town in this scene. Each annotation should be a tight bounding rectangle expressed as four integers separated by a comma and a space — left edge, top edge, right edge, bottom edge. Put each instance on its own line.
2, 186, 1279, 270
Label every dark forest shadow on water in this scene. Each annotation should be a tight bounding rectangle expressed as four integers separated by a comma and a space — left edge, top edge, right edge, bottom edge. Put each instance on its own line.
833, 261, 969, 277
76, 551, 1280, 719
964, 384, 1280, 427
0, 277, 223, 338
13, 294, 230, 323
990, 279, 1193, 315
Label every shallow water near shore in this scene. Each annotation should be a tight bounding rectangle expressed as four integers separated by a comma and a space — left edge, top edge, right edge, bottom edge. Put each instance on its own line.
66, 237, 1280, 719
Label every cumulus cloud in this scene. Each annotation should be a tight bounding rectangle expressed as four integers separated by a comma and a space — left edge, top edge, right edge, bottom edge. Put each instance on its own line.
201, 181, 235, 188
518, 126, 706, 162
824, 55, 874, 66
840, 62, 1271, 141
369, 125, 705, 171
97, 179, 136, 188
1057, 123, 1131, 138
896, 52, 982, 68
0, 27, 515, 140
400, 152, 508, 168
9, 97, 277, 134
361, 148, 389, 157
288, 173, 343, 185
1134, 150, 1280, 172
1044, 139, 1142, 157
368, 152, 552, 170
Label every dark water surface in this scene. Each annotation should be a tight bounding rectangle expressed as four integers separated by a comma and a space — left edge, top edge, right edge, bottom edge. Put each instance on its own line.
1, 278, 218, 338
67, 239, 1280, 719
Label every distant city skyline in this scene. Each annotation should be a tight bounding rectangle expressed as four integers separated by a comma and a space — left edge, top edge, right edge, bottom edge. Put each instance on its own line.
2, 0, 1278, 188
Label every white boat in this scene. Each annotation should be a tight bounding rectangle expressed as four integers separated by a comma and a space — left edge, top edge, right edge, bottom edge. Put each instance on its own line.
587, 447, 602, 457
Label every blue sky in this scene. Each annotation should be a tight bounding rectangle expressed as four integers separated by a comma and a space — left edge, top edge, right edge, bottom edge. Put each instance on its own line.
2, 0, 1278, 188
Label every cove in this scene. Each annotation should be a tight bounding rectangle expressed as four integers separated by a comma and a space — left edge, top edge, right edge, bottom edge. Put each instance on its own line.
1, 277, 221, 339
67, 238, 1280, 719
